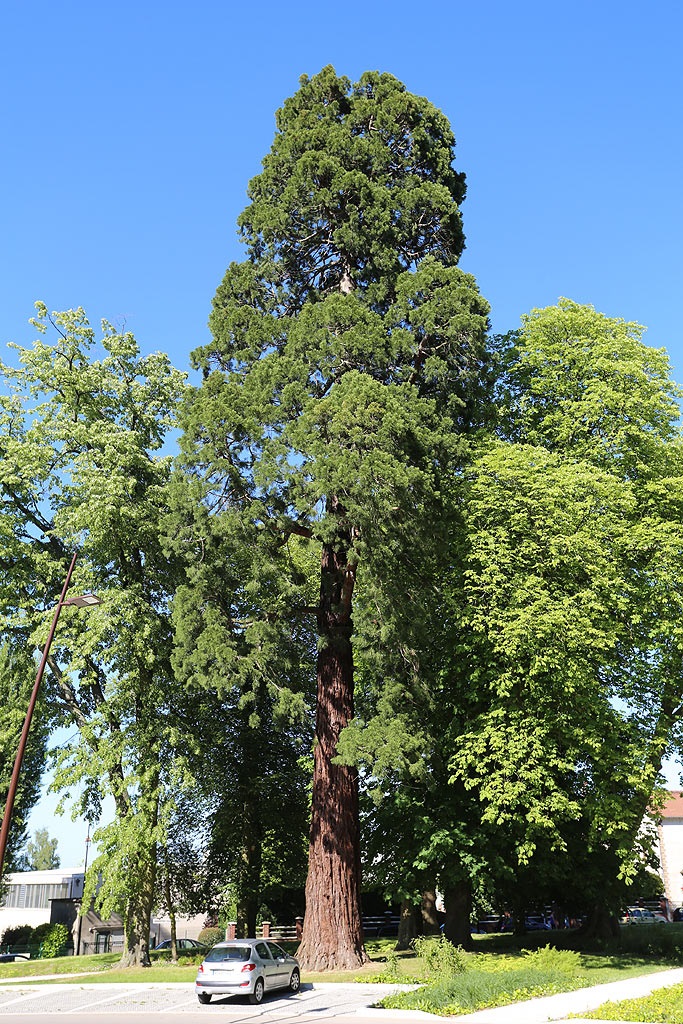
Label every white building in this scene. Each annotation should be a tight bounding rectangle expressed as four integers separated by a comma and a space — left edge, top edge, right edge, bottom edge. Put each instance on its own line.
657, 791, 683, 909
0, 867, 205, 953
0, 868, 84, 935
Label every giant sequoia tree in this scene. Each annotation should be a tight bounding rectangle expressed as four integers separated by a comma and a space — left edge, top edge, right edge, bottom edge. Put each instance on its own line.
179, 67, 489, 969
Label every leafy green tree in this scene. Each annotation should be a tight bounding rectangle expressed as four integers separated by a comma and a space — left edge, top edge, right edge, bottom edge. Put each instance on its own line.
176, 66, 489, 969
338, 553, 507, 950
200, 705, 310, 938
25, 828, 60, 870
341, 301, 683, 942
167, 472, 314, 938
0, 646, 50, 878
153, 793, 211, 962
448, 300, 683, 933
0, 305, 187, 965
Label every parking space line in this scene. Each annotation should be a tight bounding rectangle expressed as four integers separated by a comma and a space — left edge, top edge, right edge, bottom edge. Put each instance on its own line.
155, 996, 202, 1012
0, 991, 44, 1010
67, 990, 153, 1011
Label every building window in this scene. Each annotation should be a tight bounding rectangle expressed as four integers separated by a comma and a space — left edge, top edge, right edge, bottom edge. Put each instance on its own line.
0, 882, 70, 910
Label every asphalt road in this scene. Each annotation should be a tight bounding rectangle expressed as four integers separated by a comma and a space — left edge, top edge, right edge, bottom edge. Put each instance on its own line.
0, 981, 436, 1024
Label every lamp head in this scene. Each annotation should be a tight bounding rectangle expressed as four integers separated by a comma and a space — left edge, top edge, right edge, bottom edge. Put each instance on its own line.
63, 594, 102, 608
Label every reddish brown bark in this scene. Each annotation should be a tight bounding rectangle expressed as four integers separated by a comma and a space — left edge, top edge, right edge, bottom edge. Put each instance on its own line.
297, 518, 367, 971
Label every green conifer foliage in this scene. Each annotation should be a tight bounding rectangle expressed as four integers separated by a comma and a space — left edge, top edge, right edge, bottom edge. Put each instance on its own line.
178, 67, 488, 970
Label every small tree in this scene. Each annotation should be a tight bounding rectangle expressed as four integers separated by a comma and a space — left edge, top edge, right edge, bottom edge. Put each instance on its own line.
25, 829, 60, 870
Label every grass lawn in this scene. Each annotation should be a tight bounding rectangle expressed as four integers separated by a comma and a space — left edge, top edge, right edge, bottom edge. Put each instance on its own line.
0, 953, 120, 979
576, 981, 683, 1022
375, 940, 679, 1017
0, 930, 680, 1018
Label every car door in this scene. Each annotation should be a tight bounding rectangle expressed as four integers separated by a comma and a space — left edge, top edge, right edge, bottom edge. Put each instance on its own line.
254, 941, 278, 989
265, 942, 290, 987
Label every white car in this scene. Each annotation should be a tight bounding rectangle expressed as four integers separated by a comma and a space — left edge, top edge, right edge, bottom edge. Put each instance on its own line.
623, 907, 667, 924
195, 938, 301, 1005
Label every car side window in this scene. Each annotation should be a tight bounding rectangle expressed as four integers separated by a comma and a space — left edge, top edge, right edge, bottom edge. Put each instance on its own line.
255, 942, 272, 959
267, 942, 287, 959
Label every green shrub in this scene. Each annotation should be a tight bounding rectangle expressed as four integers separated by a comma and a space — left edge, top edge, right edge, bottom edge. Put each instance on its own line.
152, 947, 205, 964
381, 949, 402, 981
381, 963, 586, 1015
412, 935, 470, 977
39, 923, 70, 959
522, 944, 582, 974
197, 927, 224, 948
380, 943, 592, 1015
31, 923, 53, 945
613, 924, 683, 961
1, 922, 71, 957
1, 925, 33, 948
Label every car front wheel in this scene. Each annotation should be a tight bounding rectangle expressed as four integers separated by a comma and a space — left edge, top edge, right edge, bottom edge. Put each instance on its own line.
197, 992, 211, 1004
249, 978, 265, 1004
288, 968, 300, 993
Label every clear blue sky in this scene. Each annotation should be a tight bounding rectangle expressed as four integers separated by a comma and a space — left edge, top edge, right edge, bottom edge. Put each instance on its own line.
4, 0, 683, 864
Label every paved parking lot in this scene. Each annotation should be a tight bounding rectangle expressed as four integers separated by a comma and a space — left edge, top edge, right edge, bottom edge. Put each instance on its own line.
0, 981, 428, 1023
5, 971, 683, 1024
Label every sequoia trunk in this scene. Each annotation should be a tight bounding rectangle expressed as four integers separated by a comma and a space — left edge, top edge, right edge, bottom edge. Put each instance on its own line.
297, 518, 366, 971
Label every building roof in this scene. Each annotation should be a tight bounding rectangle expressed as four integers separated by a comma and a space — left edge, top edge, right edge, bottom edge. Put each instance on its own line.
662, 791, 683, 818
4, 868, 83, 883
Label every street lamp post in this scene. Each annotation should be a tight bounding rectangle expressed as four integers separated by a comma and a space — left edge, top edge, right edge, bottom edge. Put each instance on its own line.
0, 552, 100, 879
75, 829, 92, 956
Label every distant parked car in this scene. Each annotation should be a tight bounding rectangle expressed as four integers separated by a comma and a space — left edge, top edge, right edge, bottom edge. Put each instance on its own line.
622, 907, 666, 925
524, 914, 551, 931
0, 953, 29, 963
195, 939, 300, 1005
154, 937, 207, 952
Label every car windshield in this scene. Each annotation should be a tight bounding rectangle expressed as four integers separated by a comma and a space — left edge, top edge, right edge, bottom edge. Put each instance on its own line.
205, 945, 251, 962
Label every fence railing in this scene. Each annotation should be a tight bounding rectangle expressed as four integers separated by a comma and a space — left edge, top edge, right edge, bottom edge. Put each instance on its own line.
224, 915, 400, 942
0, 946, 33, 961
259, 923, 301, 941
224, 920, 304, 942
360, 915, 400, 938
